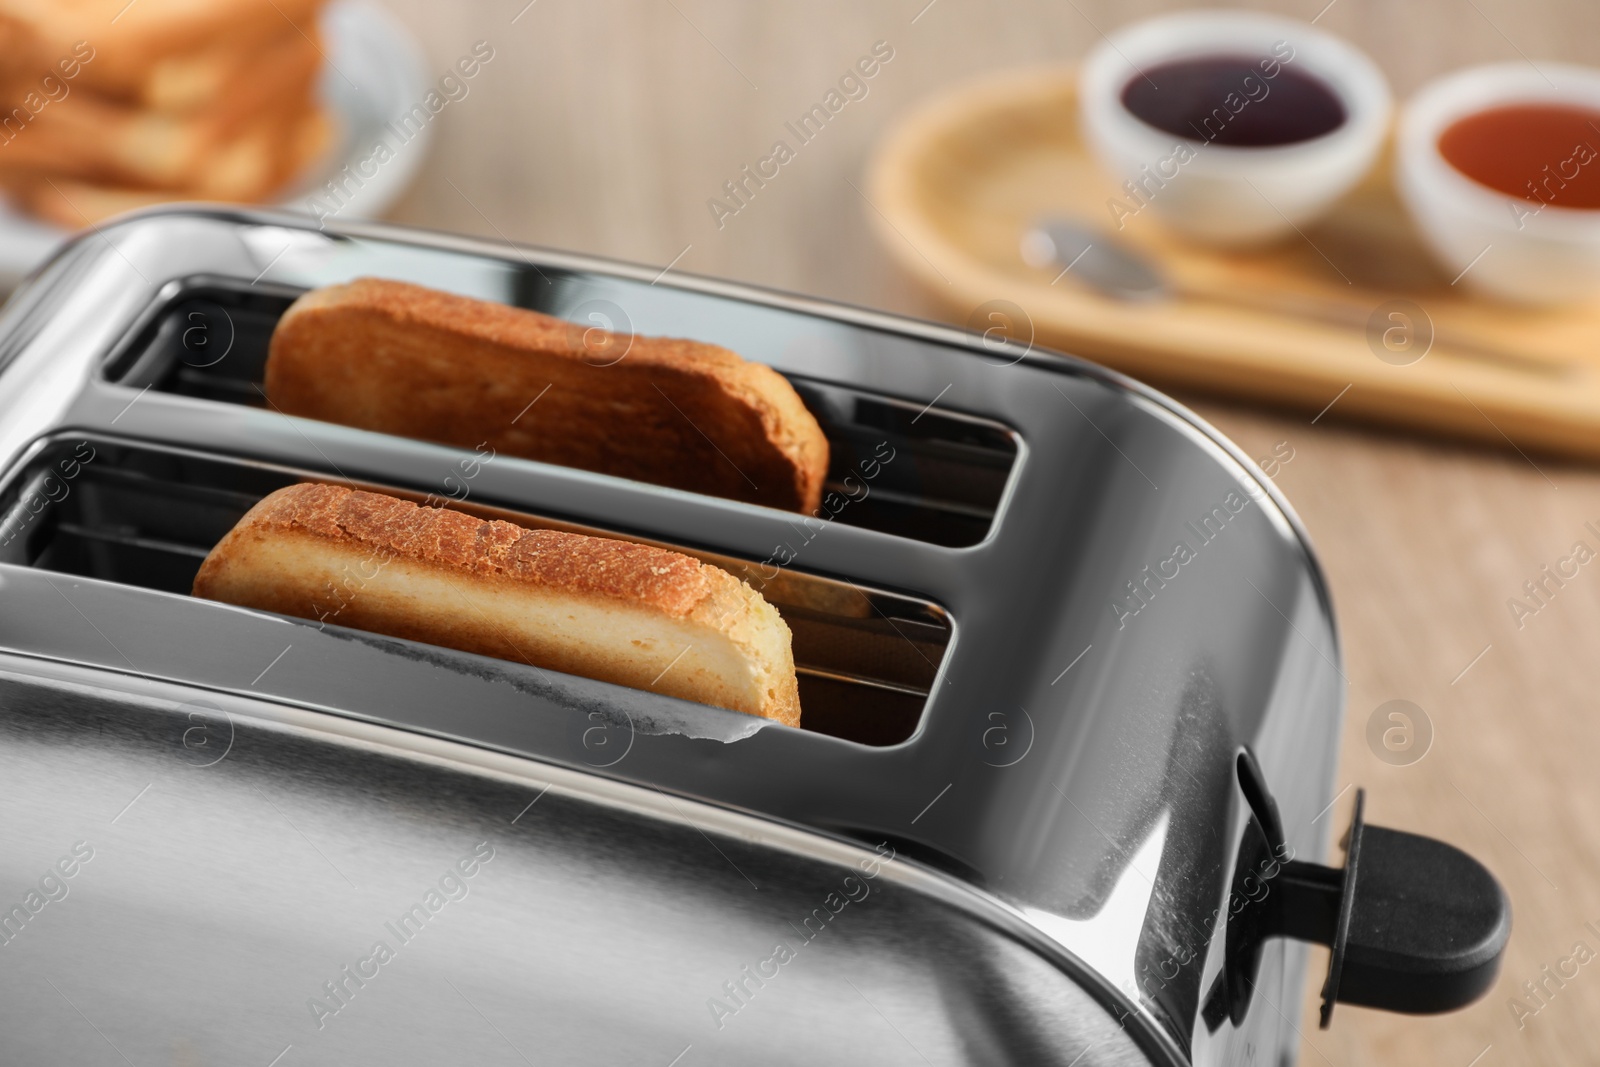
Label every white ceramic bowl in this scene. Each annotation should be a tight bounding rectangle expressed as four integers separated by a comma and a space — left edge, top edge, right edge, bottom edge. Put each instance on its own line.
1396, 62, 1600, 306
1079, 10, 1392, 247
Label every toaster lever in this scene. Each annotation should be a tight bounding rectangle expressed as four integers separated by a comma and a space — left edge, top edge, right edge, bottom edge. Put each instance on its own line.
1210, 774, 1511, 1030
1286, 788, 1511, 1026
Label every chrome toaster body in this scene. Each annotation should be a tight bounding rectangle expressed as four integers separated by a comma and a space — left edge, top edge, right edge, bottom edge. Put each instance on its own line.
0, 209, 1353, 1066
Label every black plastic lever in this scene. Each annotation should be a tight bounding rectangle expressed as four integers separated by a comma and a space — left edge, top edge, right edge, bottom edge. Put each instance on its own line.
1208, 754, 1512, 1030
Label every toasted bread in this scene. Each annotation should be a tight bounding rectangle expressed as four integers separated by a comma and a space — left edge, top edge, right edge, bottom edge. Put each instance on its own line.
9, 104, 333, 225
0, 0, 324, 100
141, 26, 321, 114
0, 41, 325, 191
191, 483, 802, 726
264, 278, 831, 513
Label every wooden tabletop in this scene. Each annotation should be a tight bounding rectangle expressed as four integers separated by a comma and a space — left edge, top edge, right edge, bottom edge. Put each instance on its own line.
375, 2, 1600, 1062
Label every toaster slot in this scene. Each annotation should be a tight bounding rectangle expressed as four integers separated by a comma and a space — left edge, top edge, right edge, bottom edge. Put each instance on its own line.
106, 281, 1018, 548
0, 437, 949, 747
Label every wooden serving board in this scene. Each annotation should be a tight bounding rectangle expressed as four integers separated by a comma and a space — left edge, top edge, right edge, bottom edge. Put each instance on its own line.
866, 66, 1600, 461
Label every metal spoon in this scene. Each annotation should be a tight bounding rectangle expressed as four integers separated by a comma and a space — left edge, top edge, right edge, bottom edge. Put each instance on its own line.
1019, 217, 1572, 378
1019, 218, 1167, 302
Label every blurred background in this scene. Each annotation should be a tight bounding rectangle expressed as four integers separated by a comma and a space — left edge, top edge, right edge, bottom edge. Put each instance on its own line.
7, 1, 1600, 1063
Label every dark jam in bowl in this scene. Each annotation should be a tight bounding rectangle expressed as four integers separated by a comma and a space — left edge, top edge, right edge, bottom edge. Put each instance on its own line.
1121, 55, 1346, 147
1438, 104, 1600, 208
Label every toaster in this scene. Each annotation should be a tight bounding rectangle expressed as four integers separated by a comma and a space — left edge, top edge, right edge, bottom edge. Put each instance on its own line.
0, 209, 1509, 1065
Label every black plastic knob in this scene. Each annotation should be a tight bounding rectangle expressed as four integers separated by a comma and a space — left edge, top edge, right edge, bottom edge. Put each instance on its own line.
1206, 753, 1511, 1030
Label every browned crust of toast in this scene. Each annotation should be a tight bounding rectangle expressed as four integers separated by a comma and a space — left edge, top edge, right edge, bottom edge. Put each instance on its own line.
0, 45, 325, 192
263, 278, 830, 513
0, 1, 327, 99
191, 483, 802, 726
215, 481, 716, 613
3, 104, 333, 223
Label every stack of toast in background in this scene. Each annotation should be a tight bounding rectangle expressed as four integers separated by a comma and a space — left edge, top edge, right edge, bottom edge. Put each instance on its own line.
0, 0, 334, 227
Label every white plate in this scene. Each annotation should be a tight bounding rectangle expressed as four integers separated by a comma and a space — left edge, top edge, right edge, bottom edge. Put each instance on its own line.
0, 0, 432, 284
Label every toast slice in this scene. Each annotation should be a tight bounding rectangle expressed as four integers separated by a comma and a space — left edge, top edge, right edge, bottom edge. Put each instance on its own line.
140, 25, 322, 114
8, 105, 334, 225
0, 0, 325, 100
0, 55, 326, 192
0, 22, 321, 118
263, 278, 830, 513
191, 483, 802, 726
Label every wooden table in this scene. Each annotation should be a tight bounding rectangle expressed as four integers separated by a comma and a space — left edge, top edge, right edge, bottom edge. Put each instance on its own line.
373, 2, 1600, 1062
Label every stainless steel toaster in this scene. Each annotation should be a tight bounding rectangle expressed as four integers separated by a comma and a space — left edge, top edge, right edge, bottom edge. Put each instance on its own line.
0, 209, 1508, 1066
